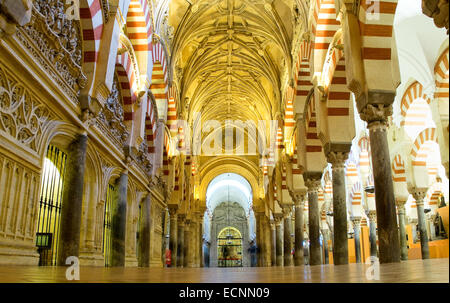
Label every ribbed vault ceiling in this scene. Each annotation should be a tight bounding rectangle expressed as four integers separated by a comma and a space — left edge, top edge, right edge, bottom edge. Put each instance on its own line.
170, 0, 296, 133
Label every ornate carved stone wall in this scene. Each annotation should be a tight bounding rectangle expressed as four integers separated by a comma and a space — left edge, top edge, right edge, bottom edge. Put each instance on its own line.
210, 202, 250, 267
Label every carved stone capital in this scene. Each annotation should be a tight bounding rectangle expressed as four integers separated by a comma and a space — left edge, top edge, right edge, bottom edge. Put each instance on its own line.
359, 103, 393, 129
168, 205, 178, 217
304, 172, 322, 192
326, 151, 349, 169
274, 215, 283, 225
351, 216, 361, 228
177, 214, 186, 225
282, 206, 292, 218
289, 189, 306, 206
367, 210, 377, 222
409, 187, 428, 206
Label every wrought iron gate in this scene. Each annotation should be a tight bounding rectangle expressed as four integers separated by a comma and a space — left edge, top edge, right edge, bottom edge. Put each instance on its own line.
36, 145, 67, 266
103, 184, 115, 267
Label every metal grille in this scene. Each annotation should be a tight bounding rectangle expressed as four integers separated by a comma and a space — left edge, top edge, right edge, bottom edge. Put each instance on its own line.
103, 184, 115, 267
36, 145, 67, 266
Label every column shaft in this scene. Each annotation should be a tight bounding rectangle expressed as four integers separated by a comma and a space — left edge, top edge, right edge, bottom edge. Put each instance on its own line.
138, 194, 151, 267
177, 219, 185, 267
275, 221, 283, 266
353, 219, 361, 263
270, 224, 276, 266
396, 206, 408, 260
183, 223, 190, 267
308, 189, 321, 266
322, 229, 329, 264
368, 211, 378, 259
329, 155, 349, 265
368, 122, 400, 263
294, 203, 304, 266
416, 202, 430, 259
283, 214, 293, 266
57, 134, 88, 266
169, 213, 177, 267
111, 172, 128, 267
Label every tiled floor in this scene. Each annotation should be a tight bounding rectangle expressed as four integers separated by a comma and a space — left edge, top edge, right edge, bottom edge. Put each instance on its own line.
0, 258, 447, 283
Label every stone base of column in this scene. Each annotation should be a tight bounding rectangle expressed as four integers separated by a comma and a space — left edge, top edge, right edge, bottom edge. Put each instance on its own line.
79, 250, 104, 267
0, 242, 39, 266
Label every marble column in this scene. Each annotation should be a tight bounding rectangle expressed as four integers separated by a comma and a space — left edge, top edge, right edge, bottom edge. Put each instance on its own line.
283, 206, 293, 266
305, 175, 322, 266
111, 172, 128, 267
255, 212, 263, 267
411, 188, 430, 259
57, 134, 88, 266
264, 216, 272, 267
360, 103, 400, 263
396, 203, 408, 260
177, 215, 185, 267
168, 206, 178, 267
326, 151, 349, 265
275, 216, 283, 266
270, 221, 276, 266
293, 193, 305, 266
352, 217, 362, 263
183, 219, 191, 267
138, 193, 151, 267
198, 214, 204, 267
367, 211, 378, 259
322, 229, 329, 264
191, 219, 198, 267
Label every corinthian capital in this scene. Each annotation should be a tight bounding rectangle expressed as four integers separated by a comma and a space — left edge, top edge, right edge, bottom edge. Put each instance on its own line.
359, 104, 393, 127
326, 151, 349, 169
409, 187, 428, 206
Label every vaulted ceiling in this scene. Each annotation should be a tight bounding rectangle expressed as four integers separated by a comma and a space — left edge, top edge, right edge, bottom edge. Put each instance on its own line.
169, 0, 299, 134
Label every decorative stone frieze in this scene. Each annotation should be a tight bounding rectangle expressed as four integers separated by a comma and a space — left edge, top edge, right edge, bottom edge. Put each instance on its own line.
15, 1, 86, 103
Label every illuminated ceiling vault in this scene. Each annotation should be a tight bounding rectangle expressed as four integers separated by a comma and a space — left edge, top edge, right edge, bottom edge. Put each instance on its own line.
169, 0, 303, 145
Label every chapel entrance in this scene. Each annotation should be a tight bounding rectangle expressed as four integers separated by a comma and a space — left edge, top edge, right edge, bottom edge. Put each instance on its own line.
217, 227, 243, 267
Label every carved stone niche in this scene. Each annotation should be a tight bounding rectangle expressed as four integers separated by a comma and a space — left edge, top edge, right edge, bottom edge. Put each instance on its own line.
14, 1, 87, 102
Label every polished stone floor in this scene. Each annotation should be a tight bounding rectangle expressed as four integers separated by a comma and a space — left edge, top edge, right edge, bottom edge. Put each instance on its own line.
0, 258, 447, 283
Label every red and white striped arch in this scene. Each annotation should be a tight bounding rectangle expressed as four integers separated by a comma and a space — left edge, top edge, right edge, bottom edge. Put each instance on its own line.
150, 43, 169, 120
167, 86, 179, 144
295, 40, 314, 114
310, 0, 341, 76
426, 182, 444, 209
162, 131, 170, 178
126, 0, 153, 78
305, 95, 321, 154
80, 0, 103, 90
350, 182, 362, 215
392, 154, 406, 183
400, 81, 432, 123
411, 128, 438, 163
358, 0, 399, 91
116, 50, 138, 124
284, 86, 295, 145
145, 95, 158, 153
434, 47, 449, 103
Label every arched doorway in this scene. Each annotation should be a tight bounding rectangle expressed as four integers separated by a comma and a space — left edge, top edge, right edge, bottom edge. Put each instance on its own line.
217, 227, 243, 267
204, 173, 256, 267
